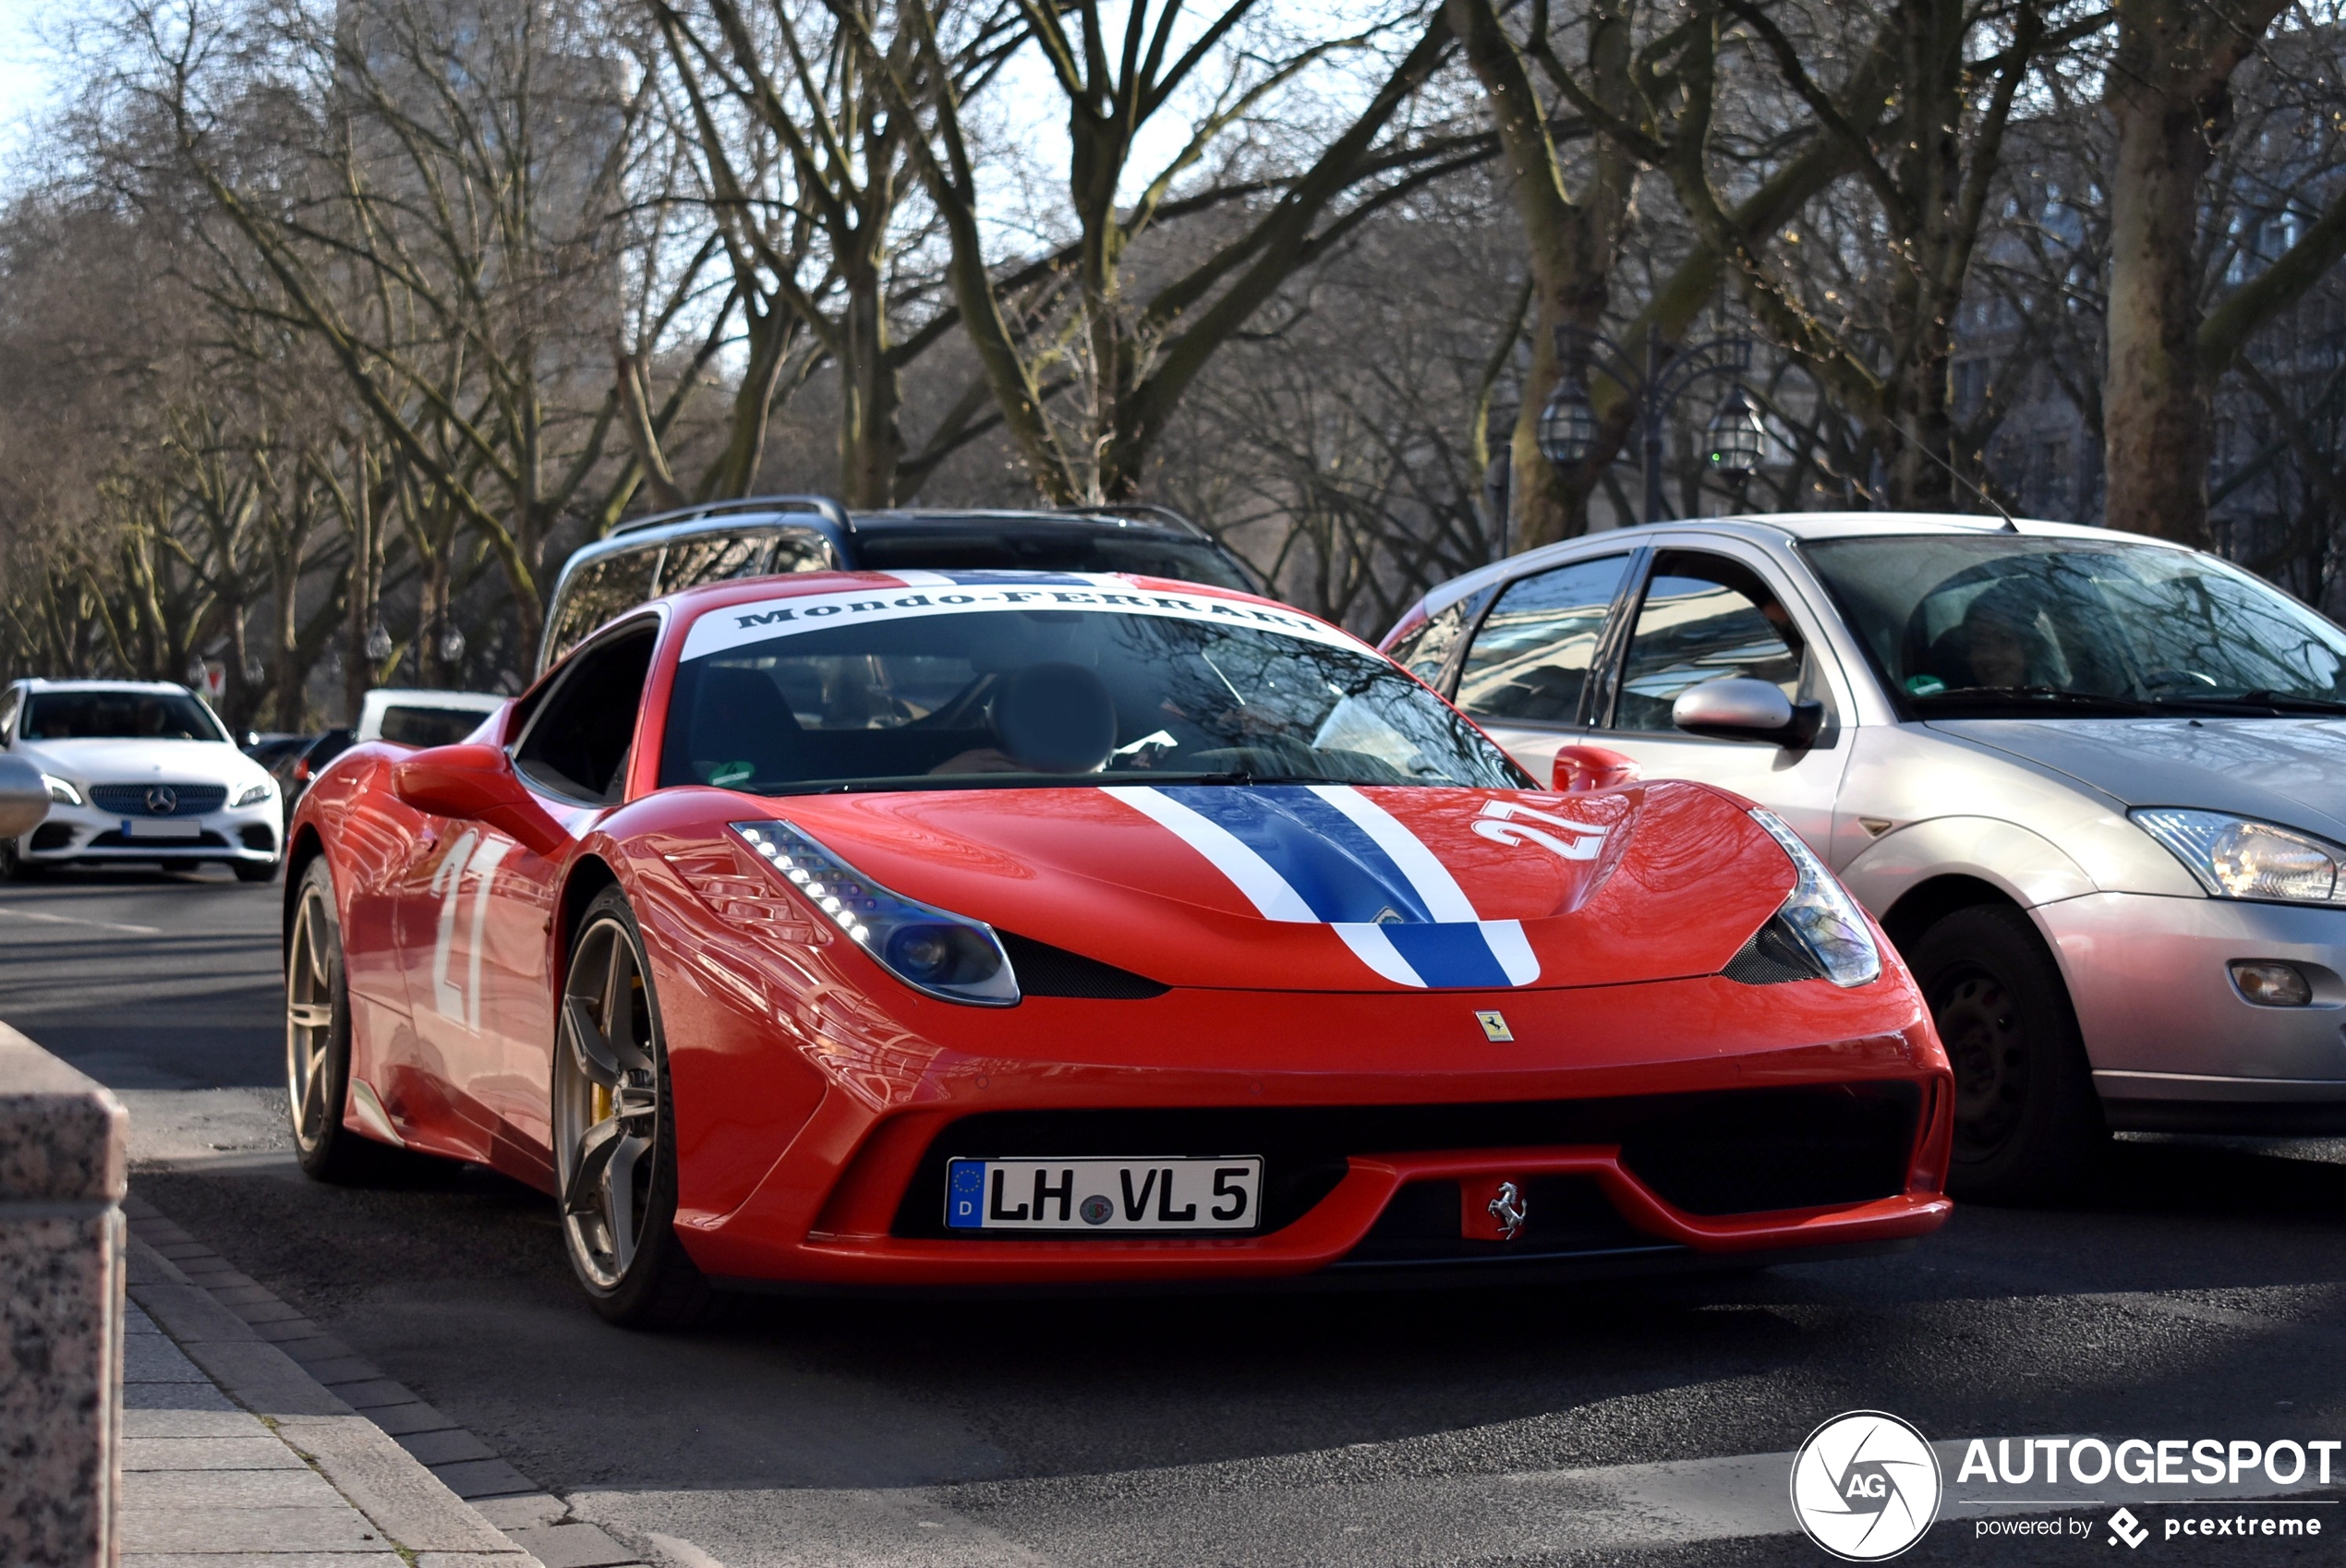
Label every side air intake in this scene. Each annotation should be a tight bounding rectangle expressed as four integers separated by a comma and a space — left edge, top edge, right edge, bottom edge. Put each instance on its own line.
1721, 913, 1826, 985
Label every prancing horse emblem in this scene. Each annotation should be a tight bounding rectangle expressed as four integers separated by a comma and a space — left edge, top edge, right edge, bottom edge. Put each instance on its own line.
1487, 1180, 1528, 1240
144, 786, 178, 815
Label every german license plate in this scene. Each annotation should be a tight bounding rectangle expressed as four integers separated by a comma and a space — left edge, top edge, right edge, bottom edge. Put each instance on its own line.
946, 1157, 1264, 1232
121, 818, 200, 840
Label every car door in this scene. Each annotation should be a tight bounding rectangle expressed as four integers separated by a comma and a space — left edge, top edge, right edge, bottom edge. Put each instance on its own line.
396, 622, 659, 1174
1448, 549, 1642, 787
1585, 543, 1854, 853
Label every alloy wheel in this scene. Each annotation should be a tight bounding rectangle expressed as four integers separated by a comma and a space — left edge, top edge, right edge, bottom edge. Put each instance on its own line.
285, 879, 338, 1152
554, 914, 662, 1290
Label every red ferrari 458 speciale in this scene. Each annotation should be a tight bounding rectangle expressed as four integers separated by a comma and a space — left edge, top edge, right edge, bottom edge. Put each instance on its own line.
283, 570, 1952, 1323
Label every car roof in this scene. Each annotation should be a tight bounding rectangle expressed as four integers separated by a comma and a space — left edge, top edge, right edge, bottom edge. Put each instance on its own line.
13, 678, 197, 694
361, 688, 506, 712
1420, 511, 2194, 616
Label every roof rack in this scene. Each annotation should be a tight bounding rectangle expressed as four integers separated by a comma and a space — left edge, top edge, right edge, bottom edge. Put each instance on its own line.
1060, 502, 1212, 539
612, 493, 854, 537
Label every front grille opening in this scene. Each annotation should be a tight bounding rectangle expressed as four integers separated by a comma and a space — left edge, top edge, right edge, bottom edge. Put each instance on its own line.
894, 1084, 1920, 1238
1346, 1175, 1655, 1263
239, 825, 278, 853
999, 931, 1169, 999
88, 783, 227, 816
28, 824, 73, 850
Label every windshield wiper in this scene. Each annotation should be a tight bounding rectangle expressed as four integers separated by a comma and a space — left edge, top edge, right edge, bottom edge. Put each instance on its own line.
2225, 690, 2346, 715
1910, 685, 2152, 715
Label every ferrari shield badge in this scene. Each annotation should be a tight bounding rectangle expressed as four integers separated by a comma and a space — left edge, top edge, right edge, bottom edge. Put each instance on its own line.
1475, 1010, 1512, 1043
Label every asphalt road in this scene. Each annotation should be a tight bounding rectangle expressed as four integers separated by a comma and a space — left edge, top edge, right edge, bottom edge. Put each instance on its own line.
8, 866, 2346, 1566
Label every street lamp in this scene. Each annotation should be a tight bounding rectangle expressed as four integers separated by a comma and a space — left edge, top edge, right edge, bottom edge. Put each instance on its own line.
1541, 322, 1756, 523
1536, 374, 1600, 467
365, 621, 393, 663
438, 625, 466, 666
1705, 384, 1768, 490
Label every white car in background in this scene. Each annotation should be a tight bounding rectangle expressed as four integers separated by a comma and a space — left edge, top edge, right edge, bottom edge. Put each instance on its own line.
354, 687, 506, 747
0, 679, 282, 882
1386, 513, 2346, 1201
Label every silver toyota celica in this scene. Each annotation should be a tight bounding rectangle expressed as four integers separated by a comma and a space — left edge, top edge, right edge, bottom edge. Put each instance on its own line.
1384, 513, 2346, 1201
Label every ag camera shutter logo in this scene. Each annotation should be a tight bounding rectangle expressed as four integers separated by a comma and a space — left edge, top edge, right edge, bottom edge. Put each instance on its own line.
1789, 1411, 1943, 1561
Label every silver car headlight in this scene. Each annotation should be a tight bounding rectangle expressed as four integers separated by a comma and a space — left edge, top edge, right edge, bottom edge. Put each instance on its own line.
234, 782, 273, 808
2133, 809, 2346, 904
1748, 808, 1882, 988
42, 774, 83, 806
731, 820, 1020, 1006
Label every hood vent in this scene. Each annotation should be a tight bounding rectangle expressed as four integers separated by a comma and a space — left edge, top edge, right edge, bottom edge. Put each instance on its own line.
998, 930, 1169, 999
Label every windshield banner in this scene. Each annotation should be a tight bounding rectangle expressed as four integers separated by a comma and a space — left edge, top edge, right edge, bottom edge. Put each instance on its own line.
678, 572, 1359, 663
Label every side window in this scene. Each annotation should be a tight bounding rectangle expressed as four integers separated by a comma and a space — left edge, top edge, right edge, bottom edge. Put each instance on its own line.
1387, 590, 1488, 689
1610, 551, 1808, 733
514, 628, 657, 804
768, 528, 834, 575
1455, 555, 1629, 723
659, 531, 792, 593
549, 549, 659, 668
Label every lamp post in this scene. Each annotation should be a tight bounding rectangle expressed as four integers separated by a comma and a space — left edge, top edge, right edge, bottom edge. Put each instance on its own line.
1534, 322, 1761, 523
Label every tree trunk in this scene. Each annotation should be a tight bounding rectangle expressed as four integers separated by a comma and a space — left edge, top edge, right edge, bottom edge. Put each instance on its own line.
839, 265, 901, 507
2100, 0, 2287, 545
2103, 30, 2219, 545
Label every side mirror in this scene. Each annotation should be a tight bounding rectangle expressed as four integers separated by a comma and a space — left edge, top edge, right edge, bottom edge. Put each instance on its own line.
393, 744, 568, 858
1672, 678, 1824, 749
1551, 744, 1640, 793
0, 754, 48, 838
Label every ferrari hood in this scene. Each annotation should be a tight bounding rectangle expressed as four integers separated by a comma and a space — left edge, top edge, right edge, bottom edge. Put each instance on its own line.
746, 780, 1799, 992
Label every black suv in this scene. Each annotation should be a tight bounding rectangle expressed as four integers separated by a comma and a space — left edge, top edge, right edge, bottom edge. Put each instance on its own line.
539, 498, 1264, 671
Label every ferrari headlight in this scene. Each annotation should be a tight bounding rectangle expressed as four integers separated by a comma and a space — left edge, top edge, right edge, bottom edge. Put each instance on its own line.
731, 820, 1019, 1006
1748, 808, 1881, 988
42, 774, 83, 806
233, 782, 273, 808
2133, 809, 2346, 904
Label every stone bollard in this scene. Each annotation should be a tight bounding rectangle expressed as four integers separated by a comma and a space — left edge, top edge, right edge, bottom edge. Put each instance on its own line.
0, 1021, 126, 1568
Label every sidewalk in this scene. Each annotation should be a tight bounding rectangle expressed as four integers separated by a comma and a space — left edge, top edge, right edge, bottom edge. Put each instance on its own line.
118, 1200, 658, 1568
124, 1230, 546, 1568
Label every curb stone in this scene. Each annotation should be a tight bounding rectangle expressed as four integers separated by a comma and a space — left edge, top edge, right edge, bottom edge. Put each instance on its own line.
126, 1198, 653, 1568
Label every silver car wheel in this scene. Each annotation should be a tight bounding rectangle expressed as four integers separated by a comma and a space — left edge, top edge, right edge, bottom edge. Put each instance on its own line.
554, 912, 661, 1291
285, 880, 337, 1152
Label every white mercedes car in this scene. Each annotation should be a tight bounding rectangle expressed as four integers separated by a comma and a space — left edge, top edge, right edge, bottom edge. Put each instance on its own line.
0, 679, 281, 882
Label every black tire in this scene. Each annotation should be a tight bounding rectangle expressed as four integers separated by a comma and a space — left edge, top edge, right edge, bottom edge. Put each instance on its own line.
235, 858, 281, 885
1913, 904, 2104, 1203
551, 887, 710, 1329
284, 858, 389, 1182
0, 835, 42, 881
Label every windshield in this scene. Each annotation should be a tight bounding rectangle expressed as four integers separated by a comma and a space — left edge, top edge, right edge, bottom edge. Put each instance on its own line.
852, 530, 1258, 593
661, 579, 1528, 793
22, 690, 227, 742
1803, 537, 2346, 718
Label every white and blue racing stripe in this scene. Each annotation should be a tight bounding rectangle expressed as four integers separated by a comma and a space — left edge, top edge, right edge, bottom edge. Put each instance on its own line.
1114, 784, 1540, 989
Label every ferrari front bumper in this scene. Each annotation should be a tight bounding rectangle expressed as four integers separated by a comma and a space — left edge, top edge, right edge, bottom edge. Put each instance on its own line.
664, 972, 1954, 1290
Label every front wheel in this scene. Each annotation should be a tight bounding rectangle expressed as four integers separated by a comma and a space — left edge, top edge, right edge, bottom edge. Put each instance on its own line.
285, 860, 383, 1182
1913, 904, 2104, 1204
552, 887, 709, 1329
0, 835, 41, 881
